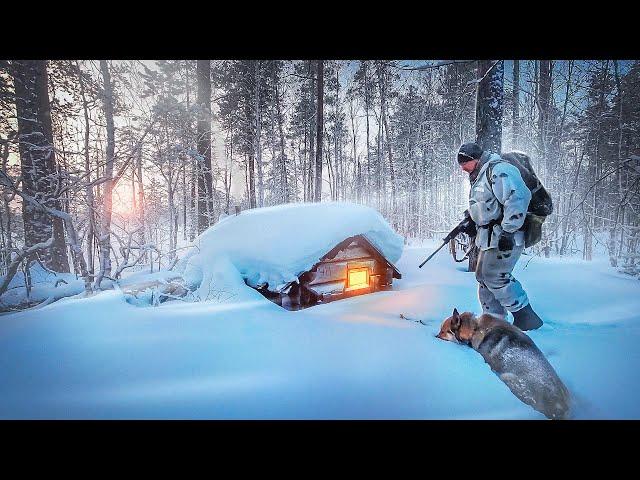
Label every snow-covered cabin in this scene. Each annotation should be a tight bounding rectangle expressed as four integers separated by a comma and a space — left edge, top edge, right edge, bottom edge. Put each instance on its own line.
267, 233, 402, 309
178, 202, 404, 310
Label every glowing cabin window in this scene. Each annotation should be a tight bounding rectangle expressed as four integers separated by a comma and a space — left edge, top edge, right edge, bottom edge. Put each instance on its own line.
347, 267, 369, 290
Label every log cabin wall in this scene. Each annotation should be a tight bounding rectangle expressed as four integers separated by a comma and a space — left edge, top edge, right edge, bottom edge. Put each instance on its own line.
257, 236, 400, 310
301, 238, 394, 305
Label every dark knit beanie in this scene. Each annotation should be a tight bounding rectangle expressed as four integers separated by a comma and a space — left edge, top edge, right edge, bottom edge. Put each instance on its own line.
457, 142, 483, 164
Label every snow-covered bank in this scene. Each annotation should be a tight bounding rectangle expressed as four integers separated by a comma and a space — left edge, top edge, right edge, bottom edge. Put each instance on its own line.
0, 241, 639, 419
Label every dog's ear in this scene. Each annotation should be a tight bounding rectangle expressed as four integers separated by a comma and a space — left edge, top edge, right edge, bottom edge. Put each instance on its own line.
451, 308, 461, 329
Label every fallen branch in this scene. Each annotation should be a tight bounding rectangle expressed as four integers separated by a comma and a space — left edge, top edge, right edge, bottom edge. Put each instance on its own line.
392, 60, 474, 71
0, 237, 54, 298
400, 313, 430, 326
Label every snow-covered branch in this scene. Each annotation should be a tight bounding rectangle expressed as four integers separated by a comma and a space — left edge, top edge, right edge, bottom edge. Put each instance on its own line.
0, 236, 54, 297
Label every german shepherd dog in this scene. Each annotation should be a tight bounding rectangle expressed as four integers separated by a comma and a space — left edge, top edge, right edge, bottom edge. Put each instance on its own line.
437, 309, 571, 420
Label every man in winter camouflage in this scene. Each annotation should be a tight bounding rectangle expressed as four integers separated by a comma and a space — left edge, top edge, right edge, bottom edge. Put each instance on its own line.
457, 142, 543, 331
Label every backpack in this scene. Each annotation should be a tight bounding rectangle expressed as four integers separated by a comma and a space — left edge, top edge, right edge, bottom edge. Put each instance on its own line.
486, 152, 553, 248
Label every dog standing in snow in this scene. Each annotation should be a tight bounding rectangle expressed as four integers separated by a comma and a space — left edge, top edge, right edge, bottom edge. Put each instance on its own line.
437, 308, 571, 420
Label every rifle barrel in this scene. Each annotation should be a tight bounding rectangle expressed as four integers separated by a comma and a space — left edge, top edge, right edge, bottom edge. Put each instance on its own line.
418, 214, 470, 268
418, 240, 448, 268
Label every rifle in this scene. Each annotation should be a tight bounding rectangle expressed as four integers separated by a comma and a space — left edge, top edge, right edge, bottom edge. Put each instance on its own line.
418, 210, 475, 268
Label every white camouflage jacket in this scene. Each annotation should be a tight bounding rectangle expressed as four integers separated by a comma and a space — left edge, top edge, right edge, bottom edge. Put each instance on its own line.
468, 153, 532, 250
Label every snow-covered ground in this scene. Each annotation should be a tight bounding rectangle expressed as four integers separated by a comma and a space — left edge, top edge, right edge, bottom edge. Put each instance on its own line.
1, 239, 639, 419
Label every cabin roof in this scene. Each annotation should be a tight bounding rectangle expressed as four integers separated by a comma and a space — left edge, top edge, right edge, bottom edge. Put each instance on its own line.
319, 234, 402, 279
277, 234, 402, 294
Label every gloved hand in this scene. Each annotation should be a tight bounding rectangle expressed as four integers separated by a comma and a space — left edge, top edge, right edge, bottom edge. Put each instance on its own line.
460, 218, 477, 237
498, 231, 515, 251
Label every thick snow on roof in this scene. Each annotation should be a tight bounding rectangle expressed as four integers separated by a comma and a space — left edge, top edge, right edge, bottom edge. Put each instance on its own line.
177, 202, 404, 292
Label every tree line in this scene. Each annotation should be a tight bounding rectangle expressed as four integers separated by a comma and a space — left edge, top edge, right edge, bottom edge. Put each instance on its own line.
1, 59, 639, 299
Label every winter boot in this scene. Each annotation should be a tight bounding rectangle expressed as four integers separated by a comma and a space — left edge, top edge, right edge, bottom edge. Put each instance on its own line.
512, 304, 543, 331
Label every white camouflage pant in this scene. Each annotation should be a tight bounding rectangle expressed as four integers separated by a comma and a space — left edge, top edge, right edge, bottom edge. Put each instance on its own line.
476, 244, 529, 318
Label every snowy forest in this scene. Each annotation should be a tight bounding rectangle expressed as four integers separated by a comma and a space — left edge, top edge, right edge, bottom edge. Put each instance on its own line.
0, 59, 639, 302
2, 59, 640, 420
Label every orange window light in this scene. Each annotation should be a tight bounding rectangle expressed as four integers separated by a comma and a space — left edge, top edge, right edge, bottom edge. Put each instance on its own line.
347, 267, 369, 290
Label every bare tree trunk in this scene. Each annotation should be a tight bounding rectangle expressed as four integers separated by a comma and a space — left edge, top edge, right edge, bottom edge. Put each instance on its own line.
274, 66, 289, 203
349, 97, 359, 202
94, 60, 115, 289
190, 157, 196, 241
611, 60, 625, 265
168, 182, 176, 259
135, 147, 146, 264
11, 60, 67, 271
225, 128, 233, 213
307, 61, 316, 202
254, 60, 264, 207
538, 60, 553, 258
587, 61, 610, 237
512, 59, 520, 150
34, 61, 69, 272
189, 63, 196, 240
302, 125, 308, 202
183, 61, 190, 240
76, 61, 95, 276
0, 136, 12, 272
475, 60, 504, 153
377, 62, 396, 215
557, 61, 573, 149
376, 116, 382, 209
292, 137, 300, 202
538, 60, 552, 172
164, 118, 177, 260
333, 63, 342, 201
241, 69, 257, 210
248, 152, 257, 208
363, 61, 371, 204
314, 60, 324, 202
584, 211, 593, 261
267, 82, 279, 205
196, 60, 213, 232
181, 156, 187, 240
326, 135, 334, 200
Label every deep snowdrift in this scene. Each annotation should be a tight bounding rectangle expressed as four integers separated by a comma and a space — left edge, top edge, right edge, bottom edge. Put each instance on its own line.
175, 202, 404, 295
1, 239, 639, 419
